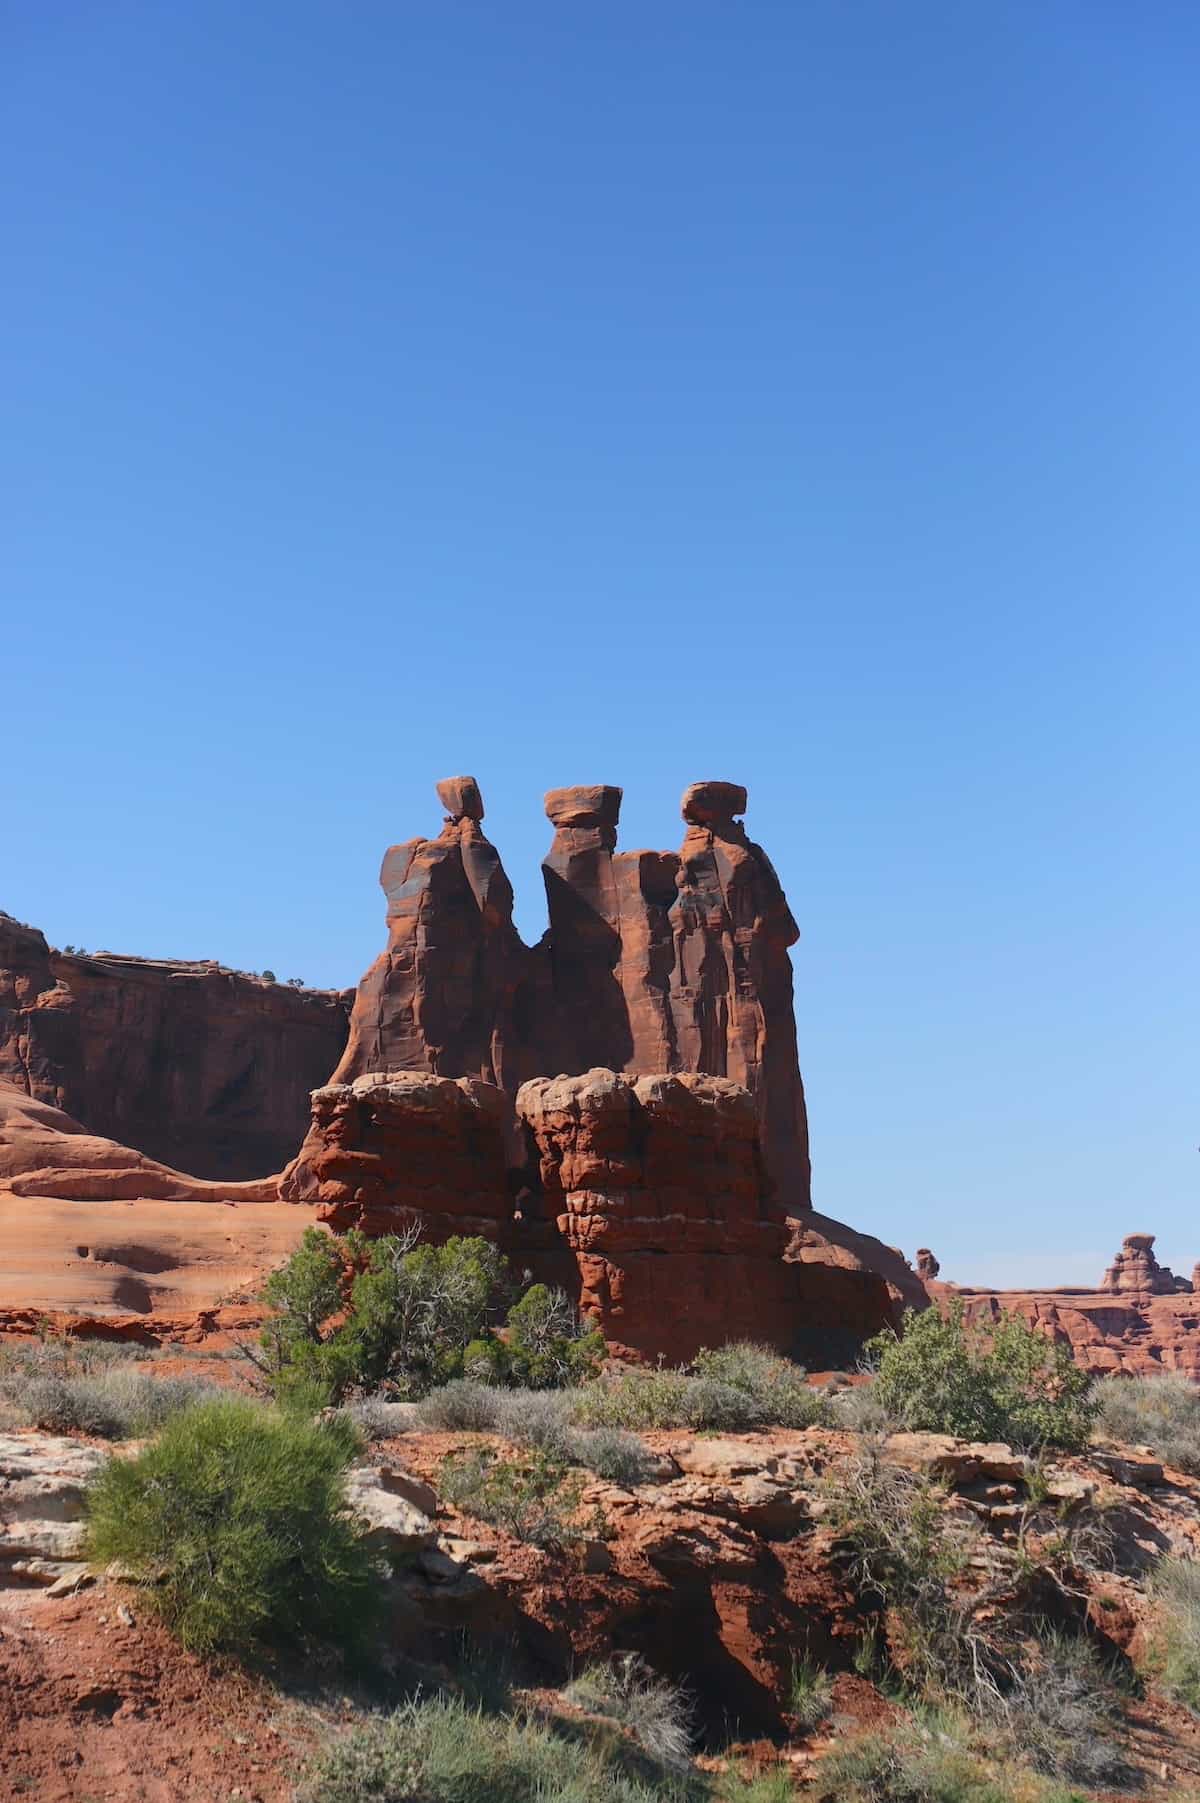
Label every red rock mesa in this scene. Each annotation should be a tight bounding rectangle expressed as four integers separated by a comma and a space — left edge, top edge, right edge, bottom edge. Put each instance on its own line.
0, 912, 348, 1180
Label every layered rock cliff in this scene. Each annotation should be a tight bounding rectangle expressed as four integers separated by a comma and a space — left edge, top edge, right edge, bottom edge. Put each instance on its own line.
0, 912, 349, 1180
279, 1071, 514, 1243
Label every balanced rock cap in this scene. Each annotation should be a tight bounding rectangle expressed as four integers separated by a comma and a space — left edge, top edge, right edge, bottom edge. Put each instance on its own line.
544, 785, 623, 828
681, 781, 748, 826
436, 776, 485, 821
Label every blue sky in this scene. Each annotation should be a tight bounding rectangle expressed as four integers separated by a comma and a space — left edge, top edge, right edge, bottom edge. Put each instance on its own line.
5, 3, 1196, 1286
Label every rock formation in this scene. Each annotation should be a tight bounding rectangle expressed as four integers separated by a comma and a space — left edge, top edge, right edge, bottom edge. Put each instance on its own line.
333, 776, 811, 1206
515, 1069, 796, 1359
1098, 1234, 1189, 1296
276, 1063, 897, 1362
279, 1071, 513, 1242
0, 913, 349, 1180
786, 1212, 931, 1320
330, 781, 533, 1097
0, 1082, 275, 1200
916, 1247, 941, 1281
667, 782, 810, 1202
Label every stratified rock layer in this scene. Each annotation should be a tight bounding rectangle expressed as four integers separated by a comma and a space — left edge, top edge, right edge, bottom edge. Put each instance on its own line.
334, 777, 811, 1206
279, 1071, 513, 1241
0, 913, 349, 1180
515, 1069, 871, 1361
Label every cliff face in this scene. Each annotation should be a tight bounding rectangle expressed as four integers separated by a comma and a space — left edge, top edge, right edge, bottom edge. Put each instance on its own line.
333, 776, 812, 1208
0, 913, 349, 1180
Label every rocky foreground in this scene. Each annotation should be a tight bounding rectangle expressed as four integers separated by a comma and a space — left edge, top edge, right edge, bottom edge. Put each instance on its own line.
3, 1377, 1200, 1802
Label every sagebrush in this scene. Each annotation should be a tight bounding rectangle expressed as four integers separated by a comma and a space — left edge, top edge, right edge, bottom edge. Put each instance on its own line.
299, 1691, 788, 1803
573, 1342, 829, 1433
0, 1332, 214, 1438
439, 1445, 598, 1549
1151, 1555, 1200, 1712
565, 1654, 695, 1771
417, 1380, 659, 1483
1095, 1372, 1200, 1474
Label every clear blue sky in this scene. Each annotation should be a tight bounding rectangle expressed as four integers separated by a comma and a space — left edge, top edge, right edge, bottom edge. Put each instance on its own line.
5, 3, 1196, 1287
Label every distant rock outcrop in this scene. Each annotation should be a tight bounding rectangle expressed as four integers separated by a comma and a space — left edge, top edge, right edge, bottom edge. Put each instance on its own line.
933, 1234, 1200, 1379
0, 1079, 304, 1327
1098, 1233, 1189, 1296
0, 912, 349, 1180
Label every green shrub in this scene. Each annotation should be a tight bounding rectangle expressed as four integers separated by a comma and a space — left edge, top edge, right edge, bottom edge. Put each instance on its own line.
1151, 1555, 1200, 1711
439, 1446, 596, 1549
565, 1654, 695, 1771
415, 1380, 660, 1484
9, 1367, 218, 1439
573, 1344, 829, 1434
788, 1653, 834, 1731
827, 1447, 1126, 1784
496, 1385, 578, 1456
503, 1283, 605, 1388
830, 1380, 897, 1434
574, 1366, 698, 1431
989, 1631, 1125, 1786
0, 1329, 147, 1382
298, 1692, 705, 1803
339, 1393, 413, 1440
866, 1303, 1096, 1452
572, 1423, 661, 1486
1095, 1372, 1200, 1473
824, 1446, 980, 1698
0, 1333, 212, 1439
258, 1227, 352, 1401
416, 1376, 506, 1431
299, 1691, 785, 1803
85, 1397, 380, 1656
812, 1730, 1080, 1801
716, 1774, 796, 1803
259, 1230, 602, 1405
693, 1342, 830, 1428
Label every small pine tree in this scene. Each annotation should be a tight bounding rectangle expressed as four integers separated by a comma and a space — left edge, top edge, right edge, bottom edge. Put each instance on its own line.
504, 1284, 605, 1388
85, 1397, 380, 1656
